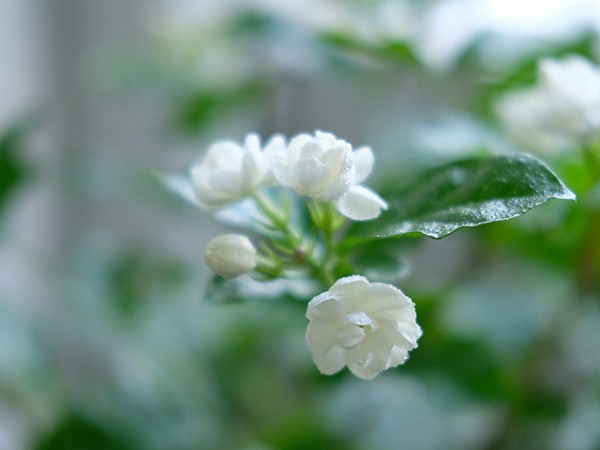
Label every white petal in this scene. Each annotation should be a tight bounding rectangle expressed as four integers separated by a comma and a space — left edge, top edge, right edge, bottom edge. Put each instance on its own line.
397, 321, 423, 345
367, 282, 413, 312
313, 345, 346, 375
329, 275, 369, 300
353, 146, 374, 183
379, 318, 420, 349
293, 158, 331, 195
263, 134, 286, 158
287, 134, 312, 163
321, 147, 350, 177
345, 343, 374, 368
244, 133, 261, 153
317, 172, 352, 201
306, 321, 338, 355
261, 134, 286, 185
241, 143, 263, 187
208, 170, 243, 195
343, 311, 373, 327
345, 345, 379, 380
272, 157, 293, 189
350, 332, 393, 370
204, 142, 243, 170
314, 130, 338, 145
389, 346, 409, 367
299, 140, 324, 159
335, 185, 388, 221
307, 292, 343, 320
337, 326, 365, 349
191, 168, 234, 207
346, 360, 379, 380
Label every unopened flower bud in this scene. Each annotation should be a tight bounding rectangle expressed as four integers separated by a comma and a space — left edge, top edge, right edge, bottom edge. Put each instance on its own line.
204, 234, 257, 278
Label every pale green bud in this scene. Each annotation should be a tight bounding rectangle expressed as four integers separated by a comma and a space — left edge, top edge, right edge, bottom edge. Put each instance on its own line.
204, 234, 257, 278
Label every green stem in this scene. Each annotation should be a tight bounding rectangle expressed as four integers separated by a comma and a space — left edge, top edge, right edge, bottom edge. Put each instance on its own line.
582, 139, 600, 183
309, 200, 350, 282
253, 193, 334, 287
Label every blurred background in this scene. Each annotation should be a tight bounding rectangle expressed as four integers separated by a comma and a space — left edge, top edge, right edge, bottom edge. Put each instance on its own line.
1, 0, 600, 449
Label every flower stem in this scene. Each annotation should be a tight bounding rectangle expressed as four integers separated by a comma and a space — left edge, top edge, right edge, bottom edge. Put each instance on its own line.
582, 138, 600, 183
253, 193, 335, 287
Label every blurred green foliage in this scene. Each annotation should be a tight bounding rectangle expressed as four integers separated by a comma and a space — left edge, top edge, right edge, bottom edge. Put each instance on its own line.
0, 124, 27, 214
2, 2, 600, 450
37, 414, 133, 450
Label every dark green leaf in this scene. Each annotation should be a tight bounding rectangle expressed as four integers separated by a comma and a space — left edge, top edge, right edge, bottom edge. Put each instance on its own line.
36, 413, 133, 450
0, 124, 27, 213
354, 153, 575, 240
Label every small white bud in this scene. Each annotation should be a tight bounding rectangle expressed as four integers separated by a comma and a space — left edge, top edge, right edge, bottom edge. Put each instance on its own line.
204, 234, 257, 278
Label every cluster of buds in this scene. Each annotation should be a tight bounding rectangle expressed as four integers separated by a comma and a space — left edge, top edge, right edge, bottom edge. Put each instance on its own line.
174, 130, 421, 379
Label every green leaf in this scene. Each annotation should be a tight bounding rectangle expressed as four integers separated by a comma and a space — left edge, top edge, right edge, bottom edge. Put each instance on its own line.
0, 124, 27, 213
204, 275, 248, 305
176, 79, 268, 133
354, 153, 575, 240
36, 412, 133, 450
320, 32, 419, 66
204, 275, 317, 305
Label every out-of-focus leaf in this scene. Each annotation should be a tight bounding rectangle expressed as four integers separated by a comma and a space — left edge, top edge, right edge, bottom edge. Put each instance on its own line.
107, 251, 188, 317
0, 125, 27, 212
353, 153, 575, 240
228, 9, 277, 35
321, 32, 419, 66
177, 79, 268, 133
35, 413, 133, 450
204, 276, 247, 305
204, 275, 318, 305
262, 409, 349, 450
344, 238, 412, 283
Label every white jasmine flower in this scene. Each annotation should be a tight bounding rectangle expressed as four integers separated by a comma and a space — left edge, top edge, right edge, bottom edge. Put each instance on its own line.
537, 56, 600, 138
306, 275, 422, 380
495, 55, 600, 153
191, 133, 285, 209
274, 131, 387, 221
204, 234, 257, 278
273, 130, 354, 201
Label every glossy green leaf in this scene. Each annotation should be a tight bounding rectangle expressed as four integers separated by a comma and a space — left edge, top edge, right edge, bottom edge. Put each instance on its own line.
355, 153, 575, 240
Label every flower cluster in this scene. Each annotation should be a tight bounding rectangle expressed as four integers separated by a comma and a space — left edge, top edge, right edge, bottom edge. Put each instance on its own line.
190, 130, 388, 221
495, 55, 600, 153
174, 130, 420, 379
